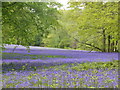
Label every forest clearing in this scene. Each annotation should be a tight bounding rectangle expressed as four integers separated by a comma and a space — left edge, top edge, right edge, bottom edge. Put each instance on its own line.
1, 1, 119, 89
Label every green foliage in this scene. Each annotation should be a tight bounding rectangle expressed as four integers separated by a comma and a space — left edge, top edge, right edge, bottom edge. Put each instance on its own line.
43, 26, 71, 48
57, 2, 119, 52
44, 2, 119, 52
46, 60, 119, 71
2, 2, 62, 46
2, 2, 118, 52
70, 60, 119, 71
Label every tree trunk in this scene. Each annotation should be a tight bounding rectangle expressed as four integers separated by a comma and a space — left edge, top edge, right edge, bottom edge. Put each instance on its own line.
114, 41, 118, 52
108, 35, 111, 52
111, 41, 114, 52
102, 29, 106, 52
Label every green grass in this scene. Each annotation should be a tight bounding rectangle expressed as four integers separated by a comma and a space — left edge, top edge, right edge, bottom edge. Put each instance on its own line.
71, 60, 118, 71
2, 52, 68, 60
2, 60, 119, 73
49, 60, 119, 71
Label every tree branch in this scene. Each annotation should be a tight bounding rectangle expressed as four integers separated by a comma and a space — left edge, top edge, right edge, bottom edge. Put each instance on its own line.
66, 32, 103, 52
2, 2, 17, 8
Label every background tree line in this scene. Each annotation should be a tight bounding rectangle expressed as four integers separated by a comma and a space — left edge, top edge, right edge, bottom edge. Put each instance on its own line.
2, 1, 119, 52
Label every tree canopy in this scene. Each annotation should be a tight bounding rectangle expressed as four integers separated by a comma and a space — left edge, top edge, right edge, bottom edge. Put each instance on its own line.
64, 2, 119, 52
2, 2, 62, 46
2, 2, 119, 52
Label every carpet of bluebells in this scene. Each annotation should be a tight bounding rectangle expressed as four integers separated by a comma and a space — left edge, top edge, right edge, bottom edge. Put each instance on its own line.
2, 45, 119, 88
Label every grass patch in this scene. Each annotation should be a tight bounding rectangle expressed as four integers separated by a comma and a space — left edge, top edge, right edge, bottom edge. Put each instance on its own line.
2, 52, 68, 60
70, 60, 119, 71
47, 60, 119, 71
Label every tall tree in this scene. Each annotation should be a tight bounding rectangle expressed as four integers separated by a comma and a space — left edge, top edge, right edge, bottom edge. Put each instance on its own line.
65, 2, 119, 52
2, 2, 62, 46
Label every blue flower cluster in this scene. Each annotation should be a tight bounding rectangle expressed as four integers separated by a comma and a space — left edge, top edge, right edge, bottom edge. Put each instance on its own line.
2, 48, 119, 88
2, 67, 118, 88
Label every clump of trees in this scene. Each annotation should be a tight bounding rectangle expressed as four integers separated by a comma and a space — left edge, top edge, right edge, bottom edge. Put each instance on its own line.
2, 2, 62, 46
2, 2, 119, 52
64, 2, 119, 52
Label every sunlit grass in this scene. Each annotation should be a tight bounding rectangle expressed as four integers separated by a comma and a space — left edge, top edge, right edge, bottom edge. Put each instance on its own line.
2, 52, 68, 60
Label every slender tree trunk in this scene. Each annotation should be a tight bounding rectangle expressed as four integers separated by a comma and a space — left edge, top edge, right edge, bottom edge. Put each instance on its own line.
118, 40, 120, 52
111, 41, 114, 52
108, 35, 111, 52
114, 41, 118, 52
102, 29, 106, 52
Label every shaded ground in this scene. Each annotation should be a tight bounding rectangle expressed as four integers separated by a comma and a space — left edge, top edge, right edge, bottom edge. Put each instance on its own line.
3, 45, 118, 62
2, 44, 118, 73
